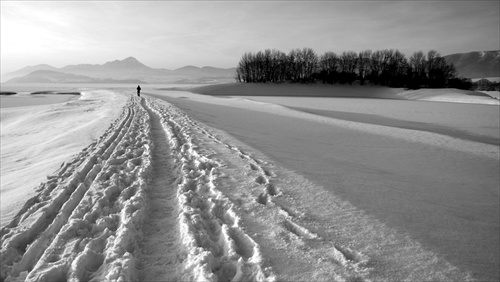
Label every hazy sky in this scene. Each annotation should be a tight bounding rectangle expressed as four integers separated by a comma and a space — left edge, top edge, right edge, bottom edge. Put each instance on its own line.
1, 1, 499, 74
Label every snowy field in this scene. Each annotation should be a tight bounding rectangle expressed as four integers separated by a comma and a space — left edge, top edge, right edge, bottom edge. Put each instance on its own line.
1, 84, 498, 281
1, 90, 127, 228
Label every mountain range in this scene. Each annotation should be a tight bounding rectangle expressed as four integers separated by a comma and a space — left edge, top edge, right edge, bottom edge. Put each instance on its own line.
2, 57, 237, 84
444, 50, 499, 79
3, 51, 498, 84
5, 70, 145, 84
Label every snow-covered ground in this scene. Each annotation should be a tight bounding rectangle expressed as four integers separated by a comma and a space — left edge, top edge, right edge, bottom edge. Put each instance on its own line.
397, 88, 500, 104
480, 90, 500, 100
1, 85, 498, 281
1, 90, 127, 228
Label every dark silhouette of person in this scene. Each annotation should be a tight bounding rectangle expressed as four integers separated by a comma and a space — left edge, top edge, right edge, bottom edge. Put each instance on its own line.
137, 85, 141, 97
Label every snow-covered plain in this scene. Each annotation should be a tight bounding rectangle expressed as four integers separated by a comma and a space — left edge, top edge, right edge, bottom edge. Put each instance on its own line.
1, 84, 498, 281
1, 90, 127, 228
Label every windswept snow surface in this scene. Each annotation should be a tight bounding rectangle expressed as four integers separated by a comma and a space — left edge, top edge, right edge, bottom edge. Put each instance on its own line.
1, 95, 272, 281
147, 89, 499, 282
397, 88, 500, 105
1, 92, 481, 281
1, 90, 127, 228
0, 94, 79, 108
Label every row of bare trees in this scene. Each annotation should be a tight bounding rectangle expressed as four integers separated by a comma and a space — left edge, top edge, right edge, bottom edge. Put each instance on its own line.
235, 48, 463, 89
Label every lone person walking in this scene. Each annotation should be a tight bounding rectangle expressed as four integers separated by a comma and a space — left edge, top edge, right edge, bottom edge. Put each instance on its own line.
137, 85, 141, 97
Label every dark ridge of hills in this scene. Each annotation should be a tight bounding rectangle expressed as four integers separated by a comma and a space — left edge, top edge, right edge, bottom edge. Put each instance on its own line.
444, 50, 499, 79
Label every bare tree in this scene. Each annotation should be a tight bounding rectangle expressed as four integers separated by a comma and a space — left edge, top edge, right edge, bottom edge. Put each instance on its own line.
386, 50, 407, 87
426, 50, 455, 88
318, 52, 338, 84
408, 51, 426, 88
236, 52, 253, 82
287, 48, 302, 82
357, 50, 372, 85
339, 51, 358, 84
237, 47, 460, 88
300, 48, 318, 83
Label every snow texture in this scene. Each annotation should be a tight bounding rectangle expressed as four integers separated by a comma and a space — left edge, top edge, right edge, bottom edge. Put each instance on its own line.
1, 93, 481, 281
1, 96, 273, 281
1, 90, 127, 228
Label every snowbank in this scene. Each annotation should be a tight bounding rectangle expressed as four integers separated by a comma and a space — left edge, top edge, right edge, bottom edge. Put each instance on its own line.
0, 93, 79, 108
397, 88, 500, 104
188, 83, 500, 105
148, 90, 499, 158
202, 95, 499, 146
480, 90, 500, 99
189, 83, 404, 98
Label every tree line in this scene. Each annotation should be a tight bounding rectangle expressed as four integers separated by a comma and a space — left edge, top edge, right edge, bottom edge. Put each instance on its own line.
235, 48, 471, 89
473, 78, 500, 91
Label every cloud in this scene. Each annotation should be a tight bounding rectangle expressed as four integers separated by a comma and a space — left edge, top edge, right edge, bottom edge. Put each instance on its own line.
1, 1, 499, 74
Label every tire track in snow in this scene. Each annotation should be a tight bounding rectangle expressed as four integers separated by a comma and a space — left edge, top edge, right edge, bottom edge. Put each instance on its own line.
1, 96, 153, 281
136, 99, 180, 281
0, 103, 134, 279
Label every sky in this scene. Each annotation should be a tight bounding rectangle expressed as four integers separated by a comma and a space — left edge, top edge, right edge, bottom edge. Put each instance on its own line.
1, 1, 499, 74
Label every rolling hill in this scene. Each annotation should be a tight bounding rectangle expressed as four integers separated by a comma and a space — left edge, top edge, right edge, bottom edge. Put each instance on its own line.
444, 50, 499, 79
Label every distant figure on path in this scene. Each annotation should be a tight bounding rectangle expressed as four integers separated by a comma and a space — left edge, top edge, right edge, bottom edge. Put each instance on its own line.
137, 85, 141, 97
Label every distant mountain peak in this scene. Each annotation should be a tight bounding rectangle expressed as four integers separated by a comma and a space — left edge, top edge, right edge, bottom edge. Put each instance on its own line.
18, 64, 58, 71
30, 64, 54, 68
175, 65, 200, 70
2, 57, 237, 83
103, 57, 149, 69
122, 56, 140, 63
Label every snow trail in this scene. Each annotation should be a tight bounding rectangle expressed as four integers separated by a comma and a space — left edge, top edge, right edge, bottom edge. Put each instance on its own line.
1, 96, 152, 281
145, 98, 271, 281
136, 99, 180, 281
1, 93, 476, 281
189, 125, 372, 281
1, 95, 273, 281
